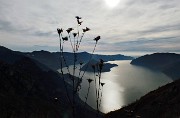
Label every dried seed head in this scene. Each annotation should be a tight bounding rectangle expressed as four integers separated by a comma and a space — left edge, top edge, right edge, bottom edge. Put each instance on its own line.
83, 28, 86, 32
101, 83, 105, 86
57, 28, 63, 35
77, 20, 83, 26
73, 33, 77, 37
75, 16, 82, 20
79, 61, 84, 65
94, 36, 101, 42
85, 27, 90, 31
66, 28, 74, 34
83, 27, 90, 32
62, 37, 68, 41
87, 78, 93, 83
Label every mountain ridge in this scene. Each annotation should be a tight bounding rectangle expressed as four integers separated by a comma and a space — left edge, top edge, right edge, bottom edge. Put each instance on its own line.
24, 49, 133, 71
0, 45, 102, 118
131, 53, 180, 80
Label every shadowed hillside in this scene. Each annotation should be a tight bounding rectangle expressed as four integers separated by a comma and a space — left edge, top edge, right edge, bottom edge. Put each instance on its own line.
0, 46, 51, 71
131, 53, 180, 80
106, 79, 180, 118
0, 46, 102, 118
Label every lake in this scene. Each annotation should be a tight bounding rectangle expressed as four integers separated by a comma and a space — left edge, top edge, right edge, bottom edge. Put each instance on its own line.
60, 60, 172, 113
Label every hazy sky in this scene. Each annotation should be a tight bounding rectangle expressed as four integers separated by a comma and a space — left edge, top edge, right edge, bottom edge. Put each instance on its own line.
0, 0, 180, 54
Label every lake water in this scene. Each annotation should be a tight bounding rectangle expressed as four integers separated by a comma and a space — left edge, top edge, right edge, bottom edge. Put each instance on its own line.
60, 60, 172, 113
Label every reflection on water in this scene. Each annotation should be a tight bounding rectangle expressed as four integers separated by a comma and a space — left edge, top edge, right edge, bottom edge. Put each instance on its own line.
60, 60, 172, 113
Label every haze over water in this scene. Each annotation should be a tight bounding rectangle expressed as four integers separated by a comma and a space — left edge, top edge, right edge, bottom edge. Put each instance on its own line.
61, 60, 172, 113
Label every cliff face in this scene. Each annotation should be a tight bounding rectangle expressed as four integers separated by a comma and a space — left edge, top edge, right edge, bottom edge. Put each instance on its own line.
106, 79, 180, 118
131, 53, 180, 80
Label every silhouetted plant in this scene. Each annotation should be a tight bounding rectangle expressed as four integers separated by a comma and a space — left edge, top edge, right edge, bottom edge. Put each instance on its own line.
62, 36, 68, 41
57, 28, 72, 106
91, 59, 105, 117
75, 16, 82, 20
57, 16, 105, 118
99, 82, 105, 109
84, 78, 93, 107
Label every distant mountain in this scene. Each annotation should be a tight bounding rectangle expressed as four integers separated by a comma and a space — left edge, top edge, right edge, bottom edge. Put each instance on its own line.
80, 59, 118, 72
92, 53, 133, 62
131, 53, 180, 80
0, 46, 51, 71
0, 46, 24, 64
106, 78, 180, 118
25, 51, 133, 71
0, 46, 102, 118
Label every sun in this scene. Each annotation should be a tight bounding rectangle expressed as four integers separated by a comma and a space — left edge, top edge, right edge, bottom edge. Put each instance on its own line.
104, 0, 120, 8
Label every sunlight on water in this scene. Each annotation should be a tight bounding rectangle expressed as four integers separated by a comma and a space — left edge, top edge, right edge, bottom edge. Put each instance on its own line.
59, 60, 172, 113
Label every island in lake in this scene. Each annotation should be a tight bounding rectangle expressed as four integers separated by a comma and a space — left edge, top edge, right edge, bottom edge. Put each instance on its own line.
80, 59, 118, 72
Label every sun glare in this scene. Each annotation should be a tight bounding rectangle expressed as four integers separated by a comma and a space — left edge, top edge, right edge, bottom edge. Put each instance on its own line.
105, 0, 120, 8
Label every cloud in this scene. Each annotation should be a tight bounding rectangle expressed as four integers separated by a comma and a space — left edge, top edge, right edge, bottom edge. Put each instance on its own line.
0, 20, 13, 32
138, 23, 180, 35
0, 0, 180, 53
111, 36, 180, 52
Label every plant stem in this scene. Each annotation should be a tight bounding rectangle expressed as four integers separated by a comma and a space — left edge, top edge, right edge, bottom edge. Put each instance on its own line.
93, 68, 98, 109
58, 34, 72, 106
72, 35, 77, 118
68, 33, 74, 51
61, 34, 71, 75
99, 86, 104, 109
84, 83, 91, 107
74, 64, 82, 93
77, 32, 85, 51
80, 41, 98, 80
